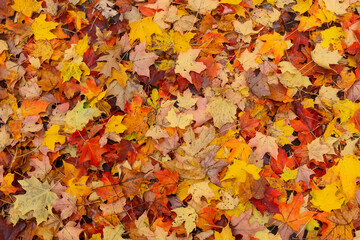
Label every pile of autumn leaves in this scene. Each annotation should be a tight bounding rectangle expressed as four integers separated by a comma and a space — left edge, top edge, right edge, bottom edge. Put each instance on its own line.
1, 0, 360, 239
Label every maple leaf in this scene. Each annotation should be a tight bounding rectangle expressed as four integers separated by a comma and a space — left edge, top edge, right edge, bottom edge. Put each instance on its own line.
315, 206, 358, 240
28, 157, 52, 180
152, 169, 179, 195
231, 209, 264, 239
20, 99, 49, 118
259, 32, 290, 63
206, 97, 237, 129
14, 177, 58, 225
79, 136, 107, 166
187, 0, 219, 14
61, 61, 83, 82
43, 125, 66, 151
321, 26, 346, 50
295, 165, 315, 186
95, 172, 123, 203
215, 224, 235, 239
307, 137, 332, 162
0, 173, 18, 195
57, 221, 83, 240
273, 193, 314, 231
166, 107, 193, 129
129, 17, 163, 44
53, 192, 77, 219
103, 224, 125, 240
105, 115, 127, 134
122, 95, 151, 138
11, 0, 41, 17
311, 184, 345, 212
64, 100, 102, 133
172, 206, 198, 236
65, 176, 92, 199
223, 159, 261, 182
97, 47, 123, 78
67, 10, 89, 31
323, 0, 350, 15
31, 14, 59, 41
129, 42, 158, 77
248, 132, 279, 159
201, 151, 229, 186
188, 180, 215, 204
118, 167, 145, 198
175, 49, 206, 82
311, 44, 342, 69
246, 71, 270, 97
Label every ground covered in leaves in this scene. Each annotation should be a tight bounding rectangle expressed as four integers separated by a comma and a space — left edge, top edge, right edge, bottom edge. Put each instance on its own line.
1, 0, 360, 239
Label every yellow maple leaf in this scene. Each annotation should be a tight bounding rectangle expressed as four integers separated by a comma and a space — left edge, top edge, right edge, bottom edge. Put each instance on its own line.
68, 10, 89, 31
0, 173, 18, 195
309, 1, 336, 24
75, 35, 90, 56
259, 32, 289, 63
321, 26, 346, 50
43, 125, 66, 151
187, 0, 219, 14
310, 184, 345, 212
311, 44, 342, 69
280, 167, 298, 181
187, 181, 215, 204
32, 40, 54, 61
12, 0, 41, 17
292, 0, 312, 14
61, 61, 83, 82
223, 160, 261, 182
206, 97, 237, 129
173, 31, 196, 53
336, 155, 360, 201
129, 17, 163, 45
105, 115, 127, 134
220, 0, 242, 4
66, 176, 92, 199
31, 14, 59, 41
166, 107, 193, 129
172, 206, 198, 236
298, 16, 321, 32
175, 48, 206, 82
215, 224, 235, 240
14, 177, 59, 225
279, 61, 312, 88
